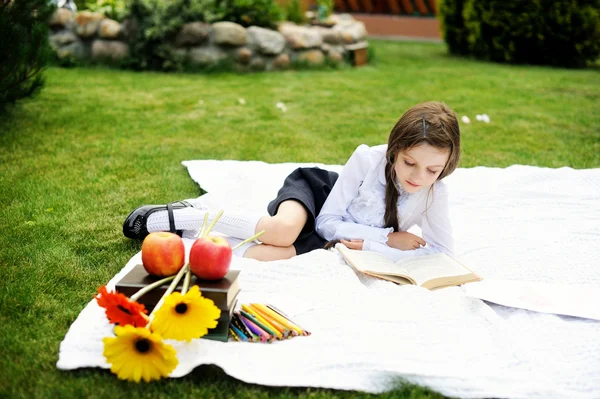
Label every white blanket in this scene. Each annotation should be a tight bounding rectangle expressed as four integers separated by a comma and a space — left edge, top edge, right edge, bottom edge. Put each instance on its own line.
57, 161, 600, 399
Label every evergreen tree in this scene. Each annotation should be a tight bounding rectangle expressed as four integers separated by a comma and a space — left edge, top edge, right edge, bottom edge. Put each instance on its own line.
0, 0, 56, 112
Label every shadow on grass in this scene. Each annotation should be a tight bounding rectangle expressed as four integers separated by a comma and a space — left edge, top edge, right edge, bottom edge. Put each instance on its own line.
62, 364, 448, 399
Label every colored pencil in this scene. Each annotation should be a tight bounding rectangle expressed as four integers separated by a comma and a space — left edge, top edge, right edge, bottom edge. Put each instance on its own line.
230, 324, 248, 342
252, 303, 303, 336
229, 328, 239, 341
238, 313, 270, 342
240, 310, 279, 339
232, 313, 257, 342
266, 304, 311, 336
248, 304, 291, 337
241, 305, 283, 339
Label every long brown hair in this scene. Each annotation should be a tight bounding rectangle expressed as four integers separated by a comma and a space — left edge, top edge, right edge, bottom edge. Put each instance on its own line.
384, 101, 461, 231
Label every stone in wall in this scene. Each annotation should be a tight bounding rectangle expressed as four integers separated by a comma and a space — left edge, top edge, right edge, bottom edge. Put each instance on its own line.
49, 27, 86, 60
327, 50, 343, 64
249, 57, 266, 71
73, 11, 104, 38
92, 40, 129, 61
99, 19, 121, 39
236, 48, 253, 65
325, 44, 347, 58
56, 41, 87, 60
272, 53, 290, 70
278, 22, 323, 50
175, 22, 211, 47
247, 26, 285, 55
325, 13, 356, 26
49, 30, 78, 48
315, 26, 342, 45
50, 8, 74, 29
297, 49, 325, 66
332, 21, 367, 44
188, 46, 229, 66
213, 22, 247, 46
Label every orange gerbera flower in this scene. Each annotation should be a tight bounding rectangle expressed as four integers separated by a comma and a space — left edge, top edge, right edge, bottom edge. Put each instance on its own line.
96, 286, 149, 327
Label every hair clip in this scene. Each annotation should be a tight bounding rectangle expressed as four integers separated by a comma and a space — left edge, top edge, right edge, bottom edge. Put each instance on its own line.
422, 116, 427, 138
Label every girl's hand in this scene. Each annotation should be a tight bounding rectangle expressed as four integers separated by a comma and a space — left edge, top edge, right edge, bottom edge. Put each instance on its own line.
340, 239, 364, 250
387, 232, 426, 250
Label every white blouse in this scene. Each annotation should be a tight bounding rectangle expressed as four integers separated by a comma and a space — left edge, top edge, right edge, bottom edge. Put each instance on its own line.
315, 144, 454, 261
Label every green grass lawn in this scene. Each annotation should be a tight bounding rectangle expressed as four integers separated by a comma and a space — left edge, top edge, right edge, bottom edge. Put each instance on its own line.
0, 39, 599, 399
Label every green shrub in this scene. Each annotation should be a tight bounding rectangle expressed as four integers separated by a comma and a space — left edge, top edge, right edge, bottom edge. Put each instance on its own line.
86, 0, 126, 20
0, 0, 55, 112
316, 0, 334, 20
438, 0, 470, 55
125, 0, 223, 71
216, 0, 283, 28
440, 0, 600, 68
73, 0, 88, 10
285, 0, 305, 25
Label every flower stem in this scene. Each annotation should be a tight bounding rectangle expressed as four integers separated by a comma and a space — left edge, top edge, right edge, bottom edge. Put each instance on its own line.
181, 268, 192, 295
232, 230, 265, 250
147, 263, 189, 327
202, 210, 224, 237
195, 212, 209, 239
130, 274, 176, 302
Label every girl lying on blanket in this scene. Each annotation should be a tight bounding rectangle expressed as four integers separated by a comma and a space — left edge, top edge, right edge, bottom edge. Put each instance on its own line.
123, 101, 461, 262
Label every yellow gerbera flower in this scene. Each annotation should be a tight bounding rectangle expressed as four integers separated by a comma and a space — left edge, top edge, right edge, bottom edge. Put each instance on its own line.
103, 325, 178, 383
151, 285, 221, 341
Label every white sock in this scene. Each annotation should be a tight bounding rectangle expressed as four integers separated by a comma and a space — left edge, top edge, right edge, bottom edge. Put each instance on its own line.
225, 237, 257, 257
146, 207, 207, 232
146, 203, 262, 240
181, 229, 200, 240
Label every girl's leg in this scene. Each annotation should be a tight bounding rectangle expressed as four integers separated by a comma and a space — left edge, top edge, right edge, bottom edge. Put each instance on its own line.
254, 200, 307, 247
243, 244, 296, 261
224, 200, 307, 261
224, 237, 296, 261
144, 202, 263, 240
135, 200, 307, 247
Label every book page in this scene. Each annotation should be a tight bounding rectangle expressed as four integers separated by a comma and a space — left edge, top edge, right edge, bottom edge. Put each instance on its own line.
395, 253, 473, 287
365, 272, 414, 285
336, 244, 479, 288
337, 244, 403, 273
335, 244, 416, 284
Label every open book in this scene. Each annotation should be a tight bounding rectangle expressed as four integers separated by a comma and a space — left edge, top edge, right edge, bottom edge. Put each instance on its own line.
335, 243, 482, 290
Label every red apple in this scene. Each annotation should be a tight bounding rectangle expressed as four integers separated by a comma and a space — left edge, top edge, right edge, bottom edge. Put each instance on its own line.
141, 232, 185, 277
189, 236, 232, 280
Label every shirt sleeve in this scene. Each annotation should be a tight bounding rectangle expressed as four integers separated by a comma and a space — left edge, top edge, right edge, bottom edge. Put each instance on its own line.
420, 183, 454, 256
315, 145, 394, 243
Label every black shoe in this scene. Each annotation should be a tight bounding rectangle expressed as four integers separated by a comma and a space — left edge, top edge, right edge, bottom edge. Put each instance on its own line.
123, 200, 193, 240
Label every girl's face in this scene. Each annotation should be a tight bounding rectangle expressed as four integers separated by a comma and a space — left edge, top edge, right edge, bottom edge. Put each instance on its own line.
394, 143, 450, 193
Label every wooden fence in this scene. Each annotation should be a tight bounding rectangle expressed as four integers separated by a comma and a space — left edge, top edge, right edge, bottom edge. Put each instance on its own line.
333, 0, 437, 16
281, 0, 442, 38
287, 0, 438, 17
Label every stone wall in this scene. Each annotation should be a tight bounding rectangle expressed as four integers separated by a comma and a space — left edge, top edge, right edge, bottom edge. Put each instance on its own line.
49, 9, 369, 71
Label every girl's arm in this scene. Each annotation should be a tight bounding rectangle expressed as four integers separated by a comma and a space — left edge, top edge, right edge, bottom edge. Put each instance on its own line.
362, 182, 455, 261
316, 145, 394, 243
